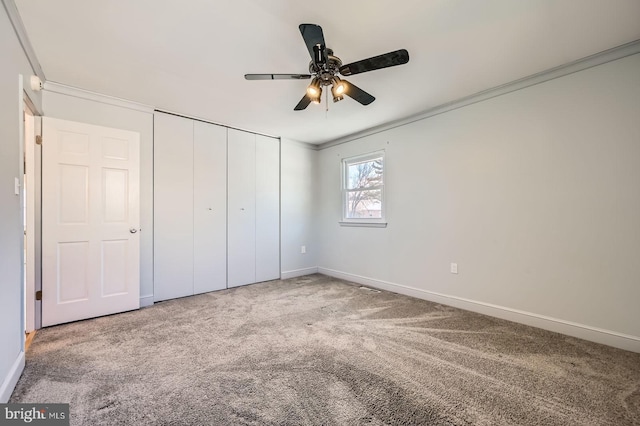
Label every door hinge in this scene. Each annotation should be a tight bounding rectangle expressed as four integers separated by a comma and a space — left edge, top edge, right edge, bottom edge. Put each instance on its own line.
35, 135, 42, 145
35, 290, 42, 301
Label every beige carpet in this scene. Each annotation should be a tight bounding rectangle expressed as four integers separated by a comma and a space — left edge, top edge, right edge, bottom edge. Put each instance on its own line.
11, 274, 640, 425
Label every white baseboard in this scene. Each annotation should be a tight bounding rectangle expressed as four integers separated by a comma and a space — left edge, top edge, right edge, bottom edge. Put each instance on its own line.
281, 267, 319, 280
139, 294, 154, 308
0, 351, 25, 403
318, 267, 640, 353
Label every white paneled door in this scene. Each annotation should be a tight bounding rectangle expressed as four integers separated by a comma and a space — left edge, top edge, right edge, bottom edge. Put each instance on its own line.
42, 117, 140, 327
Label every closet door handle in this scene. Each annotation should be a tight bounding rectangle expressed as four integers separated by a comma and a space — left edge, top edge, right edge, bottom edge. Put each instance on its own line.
129, 228, 138, 234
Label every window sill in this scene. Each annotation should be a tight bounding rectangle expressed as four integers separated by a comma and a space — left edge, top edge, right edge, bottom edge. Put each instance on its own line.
339, 221, 387, 228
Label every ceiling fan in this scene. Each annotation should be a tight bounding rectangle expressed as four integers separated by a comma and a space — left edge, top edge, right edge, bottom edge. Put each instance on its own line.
244, 24, 410, 111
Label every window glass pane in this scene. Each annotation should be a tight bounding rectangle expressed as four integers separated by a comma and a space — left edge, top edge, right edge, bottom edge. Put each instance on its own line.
347, 158, 383, 190
346, 189, 382, 218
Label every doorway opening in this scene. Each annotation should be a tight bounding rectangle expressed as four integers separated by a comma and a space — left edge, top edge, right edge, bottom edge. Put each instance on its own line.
22, 89, 42, 347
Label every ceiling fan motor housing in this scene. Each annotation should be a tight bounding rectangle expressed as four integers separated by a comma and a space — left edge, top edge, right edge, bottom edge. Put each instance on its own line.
309, 52, 343, 86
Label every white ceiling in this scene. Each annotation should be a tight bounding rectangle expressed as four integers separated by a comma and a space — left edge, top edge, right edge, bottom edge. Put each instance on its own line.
14, 0, 640, 144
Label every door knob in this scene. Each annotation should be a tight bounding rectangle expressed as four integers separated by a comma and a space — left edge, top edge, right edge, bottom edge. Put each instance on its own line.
129, 228, 138, 234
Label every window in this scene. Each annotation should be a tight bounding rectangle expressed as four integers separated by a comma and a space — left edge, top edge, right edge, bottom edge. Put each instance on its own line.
341, 151, 386, 227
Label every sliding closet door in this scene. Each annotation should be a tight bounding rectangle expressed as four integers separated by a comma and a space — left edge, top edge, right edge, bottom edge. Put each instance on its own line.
255, 135, 280, 282
227, 129, 256, 287
154, 113, 194, 301
193, 122, 227, 294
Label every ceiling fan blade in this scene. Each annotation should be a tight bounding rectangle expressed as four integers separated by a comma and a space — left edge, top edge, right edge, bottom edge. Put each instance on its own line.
299, 24, 325, 63
294, 94, 313, 111
339, 49, 409, 76
245, 74, 311, 80
343, 80, 375, 105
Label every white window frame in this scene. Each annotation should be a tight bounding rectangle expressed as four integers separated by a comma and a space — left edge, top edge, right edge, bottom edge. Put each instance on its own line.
340, 151, 387, 228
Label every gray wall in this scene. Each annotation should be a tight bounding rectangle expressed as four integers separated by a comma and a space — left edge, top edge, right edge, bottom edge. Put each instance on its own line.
0, 5, 41, 401
280, 139, 318, 276
42, 91, 154, 302
317, 54, 640, 347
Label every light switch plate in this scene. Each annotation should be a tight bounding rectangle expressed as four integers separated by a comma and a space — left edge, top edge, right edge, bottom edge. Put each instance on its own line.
301, 245, 306, 254
14, 177, 20, 195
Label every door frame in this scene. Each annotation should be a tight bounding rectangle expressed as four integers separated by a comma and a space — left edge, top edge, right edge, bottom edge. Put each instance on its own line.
24, 101, 35, 333
20, 75, 43, 339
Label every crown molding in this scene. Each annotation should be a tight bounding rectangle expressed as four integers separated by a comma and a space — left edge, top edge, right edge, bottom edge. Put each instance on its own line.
2, 0, 45, 81
281, 138, 319, 151
44, 81, 155, 114
155, 109, 280, 139
318, 39, 640, 151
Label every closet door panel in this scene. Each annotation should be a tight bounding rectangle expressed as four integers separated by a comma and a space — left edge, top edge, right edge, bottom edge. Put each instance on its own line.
227, 129, 256, 287
154, 113, 194, 301
194, 122, 227, 294
255, 135, 280, 282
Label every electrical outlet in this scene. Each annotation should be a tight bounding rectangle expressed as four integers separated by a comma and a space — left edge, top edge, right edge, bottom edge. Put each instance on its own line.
450, 263, 458, 274
301, 245, 306, 254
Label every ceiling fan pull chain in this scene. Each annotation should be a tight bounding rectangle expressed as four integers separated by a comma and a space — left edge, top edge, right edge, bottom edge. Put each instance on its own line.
326, 88, 330, 113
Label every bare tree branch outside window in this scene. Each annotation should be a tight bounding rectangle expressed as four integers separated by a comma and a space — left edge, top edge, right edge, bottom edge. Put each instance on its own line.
345, 156, 383, 219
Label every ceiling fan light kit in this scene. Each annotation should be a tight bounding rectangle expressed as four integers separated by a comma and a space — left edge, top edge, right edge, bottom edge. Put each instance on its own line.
329, 76, 345, 103
307, 77, 322, 99
244, 24, 410, 111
